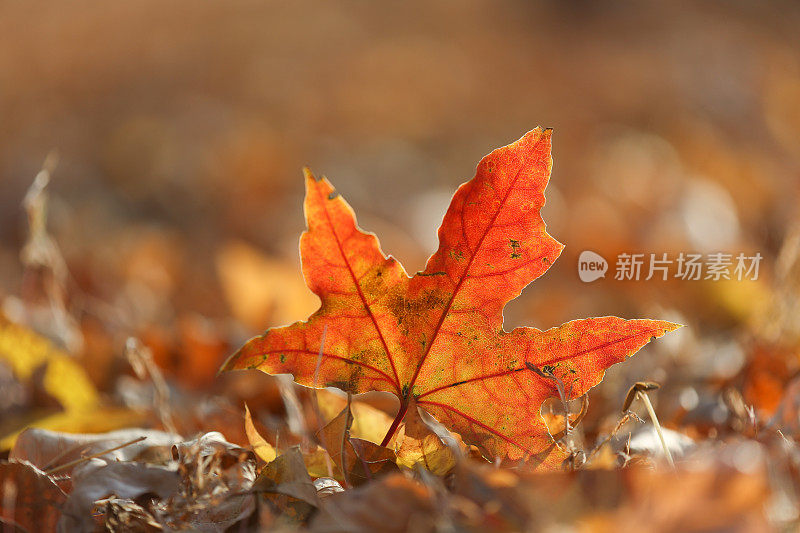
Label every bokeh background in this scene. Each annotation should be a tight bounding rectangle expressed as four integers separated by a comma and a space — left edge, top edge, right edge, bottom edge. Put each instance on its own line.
2, 0, 800, 489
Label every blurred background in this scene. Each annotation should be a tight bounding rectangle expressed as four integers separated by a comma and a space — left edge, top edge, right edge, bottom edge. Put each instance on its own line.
1, 0, 800, 459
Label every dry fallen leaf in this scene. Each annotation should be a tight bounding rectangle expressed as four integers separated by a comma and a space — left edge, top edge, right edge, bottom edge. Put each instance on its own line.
391, 400, 460, 475
0, 460, 66, 532
316, 401, 398, 486
315, 389, 394, 447
10, 427, 182, 478
253, 447, 320, 526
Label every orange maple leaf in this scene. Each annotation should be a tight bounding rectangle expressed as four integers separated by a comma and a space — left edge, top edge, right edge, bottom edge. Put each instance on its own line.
222, 128, 680, 466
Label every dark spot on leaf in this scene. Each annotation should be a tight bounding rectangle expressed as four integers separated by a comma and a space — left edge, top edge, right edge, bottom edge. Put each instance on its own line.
328, 191, 339, 200
330, 380, 349, 391
347, 366, 364, 389
449, 250, 465, 261
386, 290, 447, 325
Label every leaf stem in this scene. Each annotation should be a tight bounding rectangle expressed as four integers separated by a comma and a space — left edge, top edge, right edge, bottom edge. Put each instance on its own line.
637, 390, 675, 469
45, 436, 147, 475
380, 400, 409, 448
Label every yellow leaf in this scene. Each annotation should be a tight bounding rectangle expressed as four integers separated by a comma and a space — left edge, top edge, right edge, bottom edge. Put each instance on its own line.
244, 403, 277, 463
0, 316, 144, 449
216, 241, 319, 329
0, 316, 98, 412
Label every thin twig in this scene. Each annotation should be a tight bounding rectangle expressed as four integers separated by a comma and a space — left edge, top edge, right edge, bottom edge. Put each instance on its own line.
126, 337, 177, 434
45, 436, 147, 475
339, 393, 353, 489
585, 411, 642, 463
311, 326, 333, 478
311, 326, 329, 431
20, 151, 83, 353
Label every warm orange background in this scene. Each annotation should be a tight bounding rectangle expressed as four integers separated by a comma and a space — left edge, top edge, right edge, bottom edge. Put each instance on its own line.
1, 1, 798, 420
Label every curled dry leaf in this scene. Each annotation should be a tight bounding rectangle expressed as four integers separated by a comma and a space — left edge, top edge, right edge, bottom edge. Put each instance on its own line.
222, 128, 680, 466
10, 427, 182, 479
61, 462, 180, 531
317, 402, 398, 486
168, 432, 257, 533
392, 400, 461, 475
315, 389, 394, 447
9, 428, 257, 532
253, 447, 320, 506
313, 477, 344, 498
172, 431, 252, 465
253, 447, 320, 526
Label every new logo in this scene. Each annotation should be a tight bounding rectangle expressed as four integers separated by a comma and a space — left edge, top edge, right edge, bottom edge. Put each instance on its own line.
578, 250, 608, 282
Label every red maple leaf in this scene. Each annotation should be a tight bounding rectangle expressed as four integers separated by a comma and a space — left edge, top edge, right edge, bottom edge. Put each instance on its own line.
222, 128, 679, 467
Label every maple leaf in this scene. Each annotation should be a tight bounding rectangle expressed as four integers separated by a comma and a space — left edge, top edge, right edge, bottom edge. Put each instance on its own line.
221, 128, 680, 467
